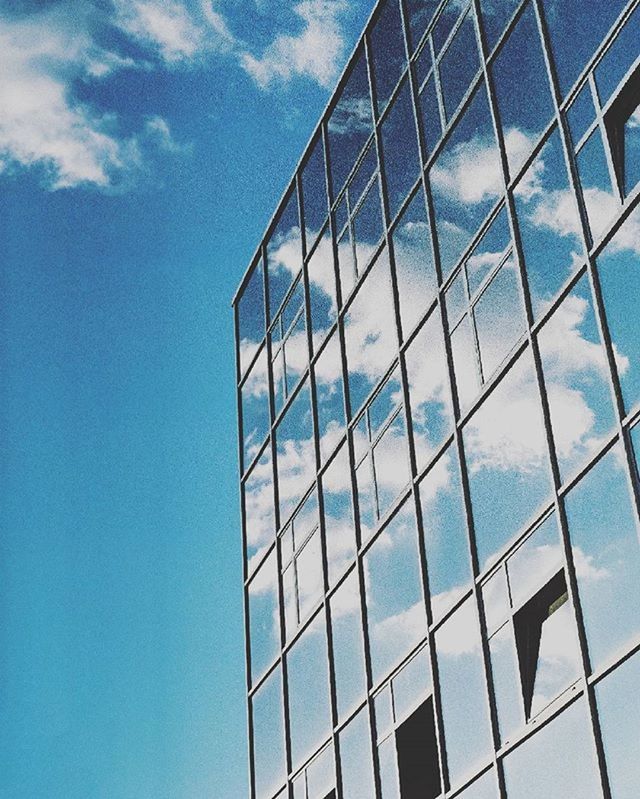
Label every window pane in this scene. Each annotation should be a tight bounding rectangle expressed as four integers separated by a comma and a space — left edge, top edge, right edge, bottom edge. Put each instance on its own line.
418, 74, 442, 156
245, 448, 276, 575
566, 82, 596, 149
595, 4, 640, 105
576, 128, 618, 243
331, 570, 367, 722
328, 46, 373, 197
307, 744, 336, 799
431, 82, 502, 278
596, 204, 640, 412
457, 769, 499, 799
392, 186, 437, 338
450, 314, 481, 410
242, 346, 270, 468
252, 667, 286, 799
296, 529, 324, 628
440, 11, 480, 123
373, 412, 410, 518
307, 227, 337, 349
538, 275, 616, 483
623, 100, 640, 196
392, 645, 432, 722
507, 513, 563, 608
379, 735, 400, 799
344, 250, 398, 415
364, 504, 427, 683
514, 128, 584, 317
406, 307, 454, 471
339, 707, 376, 799
503, 698, 602, 799
432, 0, 465, 55
369, 0, 407, 114
478, 0, 519, 53
267, 190, 302, 320
315, 333, 345, 463
466, 205, 511, 297
540, 0, 627, 98
302, 133, 328, 249
288, 612, 332, 770
271, 280, 308, 415
596, 649, 640, 799
239, 258, 265, 375
435, 598, 492, 788
276, 380, 316, 526
249, 550, 280, 685
404, 0, 439, 52
463, 351, 552, 570
492, 3, 553, 177
322, 445, 357, 585
489, 622, 523, 745
564, 444, 640, 670
381, 78, 421, 221
352, 179, 384, 275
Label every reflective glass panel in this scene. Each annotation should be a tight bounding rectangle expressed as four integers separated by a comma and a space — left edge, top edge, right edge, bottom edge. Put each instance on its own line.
307, 226, 337, 350
405, 0, 439, 52
489, 622, 523, 745
463, 351, 552, 569
373, 412, 410, 518
538, 275, 616, 483
623, 100, 640, 196
314, 333, 345, 463
596, 204, 640, 412
287, 612, 332, 770
307, 744, 335, 799
514, 129, 584, 317
440, 11, 480, 122
322, 445, 357, 584
567, 81, 596, 149
433, 0, 465, 55
302, 133, 328, 249
576, 128, 618, 243
596, 649, 640, 799
595, 4, 640, 105
379, 735, 400, 799
369, 0, 407, 114
479, 0, 519, 53
418, 73, 442, 156
381, 78, 422, 221
364, 504, 427, 683
249, 550, 280, 685
242, 346, 270, 469
503, 698, 602, 798
244, 447, 276, 575
340, 707, 376, 799
331, 570, 367, 722
492, 3, 554, 176
267, 189, 302, 321
435, 598, 492, 788
392, 186, 437, 338
406, 307, 454, 471
276, 380, 316, 526
457, 769, 499, 799
564, 444, 640, 670
392, 645, 432, 722
507, 513, 563, 608
466, 205, 511, 297
239, 258, 265, 375
253, 667, 286, 799
450, 314, 481, 410
352, 179, 384, 275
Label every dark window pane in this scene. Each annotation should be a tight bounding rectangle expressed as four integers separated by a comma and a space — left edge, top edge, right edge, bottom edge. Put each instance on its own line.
492, 3, 554, 176
239, 258, 265, 374
395, 698, 441, 799
566, 81, 596, 149
252, 667, 286, 799
369, 0, 407, 114
564, 444, 640, 670
623, 101, 640, 195
302, 132, 329, 249
381, 78, 421, 220
353, 179, 384, 275
418, 74, 442, 156
267, 189, 302, 320
440, 11, 480, 122
405, 0, 439, 52
330, 571, 367, 722
433, 0, 465, 55
478, 0, 520, 53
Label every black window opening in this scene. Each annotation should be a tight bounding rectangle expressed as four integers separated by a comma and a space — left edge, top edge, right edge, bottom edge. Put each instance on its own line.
605, 61, 640, 197
395, 698, 441, 799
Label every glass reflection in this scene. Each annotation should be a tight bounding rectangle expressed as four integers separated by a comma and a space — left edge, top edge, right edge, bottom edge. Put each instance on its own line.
489, 622, 523, 745
392, 645, 432, 723
322, 445, 357, 584
307, 226, 337, 351
242, 346, 270, 469
238, 257, 265, 375
364, 504, 427, 683
435, 598, 492, 787
249, 549, 280, 685
418, 73, 442, 156
507, 513, 562, 608
276, 379, 316, 526
404, 0, 439, 52
352, 178, 384, 276
457, 769, 499, 799
271, 279, 308, 415
252, 666, 286, 799
406, 306, 454, 471
564, 444, 640, 671
267, 189, 302, 321
379, 735, 400, 799
439, 11, 480, 123
287, 611, 332, 770
566, 81, 596, 149
340, 707, 376, 799
302, 132, 329, 249
538, 275, 616, 483
314, 332, 346, 463
331, 570, 367, 722
369, 0, 406, 114
594, 3, 640, 105
244, 447, 276, 575
463, 351, 552, 569
514, 129, 584, 318
576, 128, 618, 243
381, 78, 422, 221
478, 0, 519, 53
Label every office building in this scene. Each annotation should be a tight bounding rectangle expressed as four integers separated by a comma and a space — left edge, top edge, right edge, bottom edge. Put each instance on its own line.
233, 0, 640, 796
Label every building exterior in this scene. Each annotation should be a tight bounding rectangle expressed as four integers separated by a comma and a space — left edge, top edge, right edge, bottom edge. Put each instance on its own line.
232, 0, 640, 797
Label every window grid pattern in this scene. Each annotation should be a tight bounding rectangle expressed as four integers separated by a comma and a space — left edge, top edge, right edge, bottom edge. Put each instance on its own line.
234, 1, 640, 797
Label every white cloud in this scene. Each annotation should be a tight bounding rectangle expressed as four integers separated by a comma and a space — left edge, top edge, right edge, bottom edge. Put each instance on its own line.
431, 134, 503, 205
240, 0, 349, 90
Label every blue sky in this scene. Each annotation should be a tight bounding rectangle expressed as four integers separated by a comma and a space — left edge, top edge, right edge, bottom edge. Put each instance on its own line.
0, 2, 372, 797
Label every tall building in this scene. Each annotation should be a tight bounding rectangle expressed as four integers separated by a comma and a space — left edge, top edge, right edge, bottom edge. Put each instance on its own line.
232, 0, 640, 797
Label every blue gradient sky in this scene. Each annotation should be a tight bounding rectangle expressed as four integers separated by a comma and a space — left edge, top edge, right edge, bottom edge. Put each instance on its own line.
0, 2, 371, 797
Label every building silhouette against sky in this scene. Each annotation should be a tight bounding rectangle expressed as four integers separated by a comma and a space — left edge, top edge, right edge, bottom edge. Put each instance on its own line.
233, 0, 640, 796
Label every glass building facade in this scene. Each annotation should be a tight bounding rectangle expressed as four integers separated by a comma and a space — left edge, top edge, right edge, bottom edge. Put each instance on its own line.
233, 0, 640, 797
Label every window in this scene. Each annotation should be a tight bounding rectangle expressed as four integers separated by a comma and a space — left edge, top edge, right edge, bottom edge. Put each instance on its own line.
605, 62, 640, 197
339, 707, 376, 799
292, 743, 336, 799
267, 188, 302, 321
238, 256, 265, 376
270, 278, 308, 414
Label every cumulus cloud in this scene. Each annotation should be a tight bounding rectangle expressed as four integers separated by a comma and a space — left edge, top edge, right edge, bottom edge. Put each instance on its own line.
431, 134, 503, 205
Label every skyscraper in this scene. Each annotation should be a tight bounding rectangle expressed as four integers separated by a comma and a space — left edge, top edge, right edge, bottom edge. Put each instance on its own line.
233, 0, 640, 797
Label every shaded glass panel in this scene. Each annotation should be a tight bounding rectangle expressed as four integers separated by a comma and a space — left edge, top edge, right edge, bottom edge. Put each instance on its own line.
315, 333, 345, 463
514, 129, 584, 317
353, 179, 385, 274
567, 81, 596, 149
253, 667, 286, 799
492, 3, 553, 176
244, 447, 276, 574
433, 0, 465, 55
595, 4, 640, 105
503, 698, 602, 798
431, 82, 502, 278
405, 0, 439, 52
435, 598, 492, 788
540, 0, 627, 98
478, 0, 520, 53
596, 204, 640, 412
239, 258, 265, 375
364, 504, 427, 683
463, 351, 552, 569
596, 650, 640, 799
381, 78, 422, 221
406, 307, 454, 471
344, 251, 398, 415
287, 612, 332, 770
564, 444, 640, 670
322, 445, 357, 584
276, 380, 316, 526
418, 74, 442, 156
249, 550, 280, 685
623, 101, 640, 196
576, 128, 618, 243
369, 0, 407, 114
440, 11, 480, 122
539, 275, 616, 483
307, 227, 337, 350
328, 47, 373, 196
340, 708, 376, 799
331, 570, 367, 722
267, 189, 302, 320
392, 186, 437, 338
302, 133, 328, 249
242, 346, 270, 468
